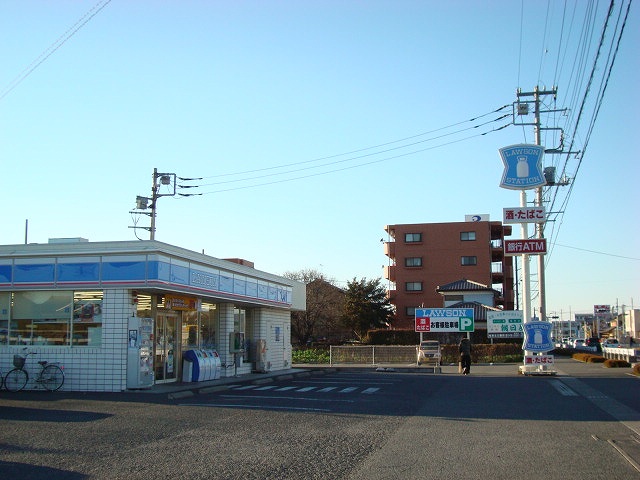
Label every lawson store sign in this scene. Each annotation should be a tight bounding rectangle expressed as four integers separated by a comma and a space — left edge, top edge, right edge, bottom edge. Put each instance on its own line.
415, 308, 474, 332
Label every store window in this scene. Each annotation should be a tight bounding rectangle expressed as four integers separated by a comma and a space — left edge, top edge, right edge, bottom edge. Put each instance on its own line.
72, 291, 103, 347
11, 291, 72, 346
405, 257, 423, 267
0, 292, 10, 345
461, 256, 477, 266
182, 310, 199, 349
4, 291, 103, 347
460, 231, 476, 241
404, 233, 422, 243
199, 303, 218, 349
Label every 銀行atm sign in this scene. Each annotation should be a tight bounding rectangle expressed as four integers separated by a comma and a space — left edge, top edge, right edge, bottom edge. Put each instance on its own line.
504, 239, 547, 255
415, 308, 474, 332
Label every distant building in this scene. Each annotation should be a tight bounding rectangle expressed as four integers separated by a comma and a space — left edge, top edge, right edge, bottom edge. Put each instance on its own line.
383, 220, 514, 330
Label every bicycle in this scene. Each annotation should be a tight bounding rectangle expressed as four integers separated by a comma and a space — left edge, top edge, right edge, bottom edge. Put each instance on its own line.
4, 349, 64, 392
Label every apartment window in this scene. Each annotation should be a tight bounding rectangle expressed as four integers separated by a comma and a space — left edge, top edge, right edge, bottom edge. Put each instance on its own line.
405, 257, 423, 267
460, 231, 476, 241
404, 233, 422, 243
461, 256, 477, 266
405, 282, 423, 292
406, 306, 417, 316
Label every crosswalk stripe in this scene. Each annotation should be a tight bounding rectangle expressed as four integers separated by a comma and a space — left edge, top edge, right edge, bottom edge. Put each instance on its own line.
361, 387, 380, 394
317, 387, 338, 392
339, 387, 358, 393
228, 384, 382, 394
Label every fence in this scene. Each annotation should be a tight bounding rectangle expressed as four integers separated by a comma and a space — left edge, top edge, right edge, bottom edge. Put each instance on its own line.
329, 345, 417, 366
602, 346, 638, 363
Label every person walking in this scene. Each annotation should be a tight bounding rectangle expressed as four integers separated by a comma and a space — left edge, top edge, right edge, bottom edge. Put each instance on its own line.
459, 338, 472, 375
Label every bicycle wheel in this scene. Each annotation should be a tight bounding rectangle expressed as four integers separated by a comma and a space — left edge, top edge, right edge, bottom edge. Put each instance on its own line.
4, 368, 28, 392
41, 364, 64, 391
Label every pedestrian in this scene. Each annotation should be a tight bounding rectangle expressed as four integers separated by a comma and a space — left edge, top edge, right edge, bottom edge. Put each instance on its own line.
459, 338, 472, 375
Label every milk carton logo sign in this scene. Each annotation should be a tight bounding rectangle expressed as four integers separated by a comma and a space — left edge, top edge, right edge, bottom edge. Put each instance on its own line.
523, 321, 553, 352
499, 144, 546, 190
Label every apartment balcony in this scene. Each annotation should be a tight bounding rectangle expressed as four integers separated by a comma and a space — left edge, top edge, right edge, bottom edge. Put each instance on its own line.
386, 289, 397, 302
491, 239, 504, 262
491, 262, 504, 283
491, 223, 511, 239
383, 264, 397, 282
383, 241, 396, 259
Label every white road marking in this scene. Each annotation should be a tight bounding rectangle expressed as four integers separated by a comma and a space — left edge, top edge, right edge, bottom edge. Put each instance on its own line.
550, 380, 578, 396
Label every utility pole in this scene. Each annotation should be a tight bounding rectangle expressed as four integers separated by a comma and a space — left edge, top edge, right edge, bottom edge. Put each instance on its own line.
516, 86, 559, 322
129, 168, 177, 240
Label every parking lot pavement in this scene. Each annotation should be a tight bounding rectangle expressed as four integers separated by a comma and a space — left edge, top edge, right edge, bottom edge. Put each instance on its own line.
83, 355, 638, 400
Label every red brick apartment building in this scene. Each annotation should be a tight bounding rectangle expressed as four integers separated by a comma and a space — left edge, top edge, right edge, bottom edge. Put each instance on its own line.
383, 221, 515, 330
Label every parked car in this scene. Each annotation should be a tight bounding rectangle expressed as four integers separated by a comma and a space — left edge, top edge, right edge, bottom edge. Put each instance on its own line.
417, 340, 441, 366
572, 339, 586, 349
601, 338, 620, 348
561, 337, 574, 348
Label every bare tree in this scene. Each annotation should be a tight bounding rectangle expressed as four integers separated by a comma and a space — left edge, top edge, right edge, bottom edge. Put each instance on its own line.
283, 269, 345, 345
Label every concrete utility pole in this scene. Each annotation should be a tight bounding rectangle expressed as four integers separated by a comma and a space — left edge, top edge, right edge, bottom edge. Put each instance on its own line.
149, 168, 177, 240
516, 86, 558, 322
130, 168, 177, 240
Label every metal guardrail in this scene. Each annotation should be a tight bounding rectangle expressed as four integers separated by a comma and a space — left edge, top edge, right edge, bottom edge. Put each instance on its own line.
602, 346, 638, 363
329, 345, 417, 365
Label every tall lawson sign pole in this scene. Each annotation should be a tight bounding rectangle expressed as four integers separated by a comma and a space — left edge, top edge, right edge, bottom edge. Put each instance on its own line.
499, 143, 546, 330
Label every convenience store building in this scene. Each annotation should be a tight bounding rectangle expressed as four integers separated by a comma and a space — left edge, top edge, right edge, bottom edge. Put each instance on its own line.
0, 239, 305, 392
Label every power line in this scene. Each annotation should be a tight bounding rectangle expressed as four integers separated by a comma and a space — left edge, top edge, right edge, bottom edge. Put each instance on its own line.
0, 0, 112, 101
194, 105, 510, 181
178, 119, 511, 196
554, 243, 640, 261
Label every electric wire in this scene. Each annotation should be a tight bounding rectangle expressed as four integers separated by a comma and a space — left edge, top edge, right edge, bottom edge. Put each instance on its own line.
184, 113, 510, 189
178, 121, 512, 196
0, 0, 112, 101
193, 105, 510, 181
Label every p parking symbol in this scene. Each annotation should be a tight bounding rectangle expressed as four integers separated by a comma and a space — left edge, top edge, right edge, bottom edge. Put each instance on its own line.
460, 317, 474, 332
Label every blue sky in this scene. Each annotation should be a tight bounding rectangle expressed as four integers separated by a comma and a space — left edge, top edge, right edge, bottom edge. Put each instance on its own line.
1, 1, 638, 318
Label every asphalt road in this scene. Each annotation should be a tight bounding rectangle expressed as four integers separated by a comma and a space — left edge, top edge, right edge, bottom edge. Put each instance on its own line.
0, 357, 638, 479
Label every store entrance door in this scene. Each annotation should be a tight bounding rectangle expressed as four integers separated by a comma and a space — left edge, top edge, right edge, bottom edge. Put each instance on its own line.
155, 312, 179, 383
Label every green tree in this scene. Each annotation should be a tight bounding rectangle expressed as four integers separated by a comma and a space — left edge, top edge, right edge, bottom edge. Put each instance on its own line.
342, 277, 393, 341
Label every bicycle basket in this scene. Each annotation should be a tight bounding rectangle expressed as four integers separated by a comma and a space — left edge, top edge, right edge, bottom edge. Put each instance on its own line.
13, 355, 25, 368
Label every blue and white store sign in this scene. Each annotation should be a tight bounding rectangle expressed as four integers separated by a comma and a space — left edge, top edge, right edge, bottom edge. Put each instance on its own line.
499, 144, 546, 190
522, 321, 554, 352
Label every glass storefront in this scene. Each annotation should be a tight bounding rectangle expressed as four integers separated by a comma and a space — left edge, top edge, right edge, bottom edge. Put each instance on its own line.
181, 303, 219, 350
0, 290, 103, 347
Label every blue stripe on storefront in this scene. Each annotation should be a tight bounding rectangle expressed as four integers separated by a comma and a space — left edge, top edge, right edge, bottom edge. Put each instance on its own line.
3, 259, 292, 306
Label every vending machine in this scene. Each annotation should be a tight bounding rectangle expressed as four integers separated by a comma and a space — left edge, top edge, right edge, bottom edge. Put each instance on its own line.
127, 317, 154, 389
